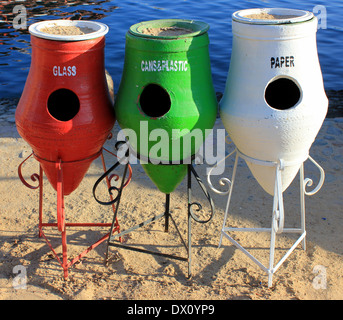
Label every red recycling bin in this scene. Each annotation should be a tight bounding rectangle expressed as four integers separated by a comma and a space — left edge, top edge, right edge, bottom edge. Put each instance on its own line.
15, 20, 125, 279
15, 20, 115, 195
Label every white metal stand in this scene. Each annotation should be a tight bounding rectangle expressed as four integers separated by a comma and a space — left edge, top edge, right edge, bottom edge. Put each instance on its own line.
207, 146, 325, 287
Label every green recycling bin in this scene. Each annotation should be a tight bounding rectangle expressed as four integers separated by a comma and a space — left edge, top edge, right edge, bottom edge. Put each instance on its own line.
115, 19, 218, 193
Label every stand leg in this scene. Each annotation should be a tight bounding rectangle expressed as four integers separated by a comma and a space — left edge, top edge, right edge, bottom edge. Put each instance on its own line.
299, 163, 306, 250
268, 162, 285, 287
187, 165, 192, 279
219, 151, 239, 248
105, 162, 129, 263
186, 163, 215, 279
56, 159, 65, 233
62, 229, 68, 279
268, 218, 277, 287
164, 193, 170, 233
100, 151, 121, 237
188, 205, 192, 279
56, 159, 68, 279
38, 165, 44, 238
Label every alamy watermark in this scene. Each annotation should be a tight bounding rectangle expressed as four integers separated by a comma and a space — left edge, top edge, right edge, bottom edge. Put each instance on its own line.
115, 122, 227, 176
10, 263, 328, 290
11, 5, 328, 30
12, 5, 27, 30
12, 265, 27, 290
313, 5, 327, 30
5, 2, 332, 295
312, 265, 327, 290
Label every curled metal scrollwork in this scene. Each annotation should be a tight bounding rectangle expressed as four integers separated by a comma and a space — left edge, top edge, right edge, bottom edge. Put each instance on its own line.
18, 152, 42, 189
302, 155, 325, 196
92, 141, 132, 206
188, 164, 215, 224
206, 134, 236, 196
206, 149, 237, 196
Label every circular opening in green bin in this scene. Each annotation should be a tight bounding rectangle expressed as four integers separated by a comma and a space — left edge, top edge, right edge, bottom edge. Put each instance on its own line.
139, 84, 171, 118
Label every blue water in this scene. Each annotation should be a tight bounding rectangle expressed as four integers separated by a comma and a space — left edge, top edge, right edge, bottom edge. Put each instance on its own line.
0, 0, 342, 99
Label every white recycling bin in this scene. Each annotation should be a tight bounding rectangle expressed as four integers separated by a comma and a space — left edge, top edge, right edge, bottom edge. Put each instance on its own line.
210, 8, 327, 287
220, 8, 328, 195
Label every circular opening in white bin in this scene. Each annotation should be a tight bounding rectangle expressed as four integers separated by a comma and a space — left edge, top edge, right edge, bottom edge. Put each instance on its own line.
265, 77, 302, 110
29, 20, 109, 41
233, 8, 314, 25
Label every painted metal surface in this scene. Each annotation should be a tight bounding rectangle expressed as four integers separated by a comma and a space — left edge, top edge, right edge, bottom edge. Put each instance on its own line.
15, 20, 115, 195
220, 8, 328, 195
114, 19, 218, 193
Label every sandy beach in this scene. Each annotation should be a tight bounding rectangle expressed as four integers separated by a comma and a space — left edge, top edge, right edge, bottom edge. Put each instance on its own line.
0, 90, 342, 301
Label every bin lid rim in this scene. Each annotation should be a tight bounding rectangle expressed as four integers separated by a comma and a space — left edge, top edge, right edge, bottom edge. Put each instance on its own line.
29, 20, 109, 41
128, 19, 209, 39
232, 8, 314, 25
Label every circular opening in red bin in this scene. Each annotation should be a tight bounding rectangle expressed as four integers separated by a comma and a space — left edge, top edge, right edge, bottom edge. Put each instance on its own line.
139, 83, 171, 118
265, 77, 301, 110
47, 89, 80, 121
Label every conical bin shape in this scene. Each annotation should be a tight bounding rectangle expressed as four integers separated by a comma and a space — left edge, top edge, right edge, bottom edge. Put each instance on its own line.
115, 19, 217, 193
15, 20, 115, 195
141, 163, 188, 194
220, 8, 328, 195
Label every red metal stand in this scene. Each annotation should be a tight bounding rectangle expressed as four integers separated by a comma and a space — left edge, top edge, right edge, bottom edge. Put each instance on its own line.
18, 147, 132, 279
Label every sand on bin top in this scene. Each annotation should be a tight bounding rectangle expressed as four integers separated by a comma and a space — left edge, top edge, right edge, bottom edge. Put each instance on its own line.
40, 25, 95, 35
141, 26, 193, 36
244, 13, 299, 20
